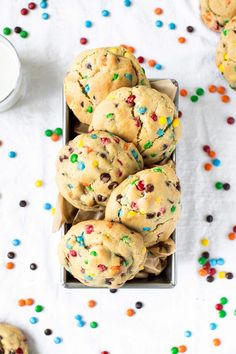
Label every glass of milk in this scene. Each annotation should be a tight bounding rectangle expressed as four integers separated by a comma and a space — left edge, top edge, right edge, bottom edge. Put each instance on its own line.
0, 34, 23, 112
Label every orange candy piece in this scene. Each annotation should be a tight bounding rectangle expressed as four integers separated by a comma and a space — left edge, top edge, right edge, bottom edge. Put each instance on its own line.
208, 150, 216, 158
204, 163, 212, 171
26, 298, 34, 306
127, 46, 135, 53
208, 85, 217, 93
178, 37, 186, 43
18, 299, 26, 307
88, 300, 96, 308
126, 309, 135, 317
154, 7, 163, 15
180, 89, 188, 97
148, 59, 156, 67
199, 268, 207, 276
221, 95, 230, 103
179, 345, 187, 353
217, 86, 226, 94
6, 262, 14, 269
51, 133, 60, 141
213, 338, 221, 346
228, 232, 235, 240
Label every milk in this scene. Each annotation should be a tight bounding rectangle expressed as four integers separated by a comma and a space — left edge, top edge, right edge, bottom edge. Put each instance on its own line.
0, 35, 22, 111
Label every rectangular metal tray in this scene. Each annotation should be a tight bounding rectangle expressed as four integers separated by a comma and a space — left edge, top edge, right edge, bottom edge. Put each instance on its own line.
61, 79, 178, 289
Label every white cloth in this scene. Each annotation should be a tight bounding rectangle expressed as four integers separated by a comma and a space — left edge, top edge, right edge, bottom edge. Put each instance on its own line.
0, 0, 236, 353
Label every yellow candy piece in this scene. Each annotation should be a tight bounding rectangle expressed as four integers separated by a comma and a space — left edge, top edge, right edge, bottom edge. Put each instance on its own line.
139, 265, 145, 270
124, 52, 132, 59
218, 271, 226, 279
51, 207, 55, 215
109, 47, 119, 54
159, 116, 167, 125
127, 211, 137, 218
140, 210, 146, 215
92, 160, 98, 168
173, 118, 180, 128
224, 54, 228, 61
201, 238, 209, 247
78, 140, 84, 147
156, 197, 161, 203
108, 94, 115, 100
218, 64, 225, 73
35, 180, 43, 187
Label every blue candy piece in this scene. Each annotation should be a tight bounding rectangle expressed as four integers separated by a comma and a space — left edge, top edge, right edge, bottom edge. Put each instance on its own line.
155, 20, 163, 28
169, 23, 176, 30
8, 151, 16, 158
209, 323, 217, 330
54, 337, 62, 344
210, 258, 217, 266
143, 227, 151, 231
42, 12, 49, 20
167, 116, 172, 125
44, 203, 52, 210
138, 107, 147, 115
90, 134, 97, 139
217, 258, 224, 265
212, 158, 221, 167
184, 330, 192, 337
67, 183, 74, 189
29, 317, 38, 324
101, 9, 110, 17
157, 129, 164, 136
124, 0, 131, 6
76, 235, 85, 247
84, 84, 90, 93
40, 1, 48, 9
85, 20, 92, 28
77, 320, 86, 327
77, 161, 85, 170
155, 63, 162, 70
131, 149, 138, 160
84, 275, 93, 281
118, 209, 123, 217
74, 314, 83, 321
124, 73, 132, 81
12, 239, 20, 246
66, 242, 73, 250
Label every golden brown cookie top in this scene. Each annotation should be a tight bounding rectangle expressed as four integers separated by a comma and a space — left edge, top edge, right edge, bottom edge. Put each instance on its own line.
0, 323, 28, 354
200, 0, 236, 31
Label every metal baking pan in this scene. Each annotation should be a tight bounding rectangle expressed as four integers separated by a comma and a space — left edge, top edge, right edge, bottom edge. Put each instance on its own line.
61, 79, 178, 289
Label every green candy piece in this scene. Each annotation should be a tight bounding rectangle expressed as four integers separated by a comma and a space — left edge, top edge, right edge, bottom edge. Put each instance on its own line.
86, 185, 93, 191
131, 178, 139, 185
86, 106, 93, 113
121, 235, 130, 244
3, 27, 11, 35
171, 347, 178, 354
35, 305, 43, 313
90, 251, 97, 256
106, 113, 114, 119
220, 297, 228, 305
44, 129, 53, 137
171, 205, 176, 213
196, 88, 204, 96
190, 95, 198, 102
234, 310, 236, 316
54, 127, 63, 136
215, 182, 223, 190
144, 141, 153, 150
153, 167, 163, 173
198, 256, 207, 265
70, 154, 78, 163
112, 73, 119, 81
90, 321, 98, 328
219, 310, 227, 318
20, 30, 28, 38
140, 78, 145, 85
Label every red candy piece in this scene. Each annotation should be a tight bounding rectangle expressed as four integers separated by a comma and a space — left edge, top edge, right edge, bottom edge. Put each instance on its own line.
136, 180, 145, 191
101, 352, 109, 354
21, 8, 28, 15
215, 303, 223, 311
80, 37, 87, 45
150, 112, 158, 121
131, 201, 138, 210
28, 2, 36, 9
233, 225, 236, 233
100, 137, 111, 145
137, 56, 144, 63
203, 262, 210, 270
227, 116, 235, 125
97, 264, 107, 272
116, 169, 123, 177
70, 250, 77, 257
208, 268, 216, 275
126, 95, 136, 105
16, 349, 23, 354
203, 145, 210, 153
134, 117, 141, 127
85, 225, 94, 234
113, 137, 120, 144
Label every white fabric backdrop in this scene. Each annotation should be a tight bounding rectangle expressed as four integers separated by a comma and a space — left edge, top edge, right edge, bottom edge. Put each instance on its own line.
0, 0, 236, 353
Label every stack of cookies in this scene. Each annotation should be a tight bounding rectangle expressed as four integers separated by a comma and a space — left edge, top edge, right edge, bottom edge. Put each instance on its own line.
56, 47, 182, 288
200, 0, 236, 89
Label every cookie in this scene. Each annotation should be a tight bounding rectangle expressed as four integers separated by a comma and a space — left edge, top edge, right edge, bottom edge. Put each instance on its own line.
56, 131, 143, 210
0, 323, 28, 354
105, 162, 181, 247
64, 47, 150, 125
216, 16, 236, 88
90, 86, 181, 164
200, 0, 236, 31
58, 220, 147, 288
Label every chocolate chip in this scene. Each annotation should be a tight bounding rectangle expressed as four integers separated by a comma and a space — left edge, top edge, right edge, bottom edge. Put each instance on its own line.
80, 101, 84, 107
146, 184, 154, 193
201, 251, 209, 259
206, 215, 213, 223
109, 289, 117, 293
68, 147, 73, 153
86, 63, 92, 69
30, 263, 37, 270
100, 173, 111, 183
223, 183, 230, 190
108, 181, 118, 190
186, 25, 194, 33
44, 328, 53, 335
165, 181, 171, 187
116, 194, 122, 202
59, 156, 63, 162
114, 103, 119, 108
19, 200, 27, 207
176, 182, 181, 191
146, 212, 155, 219
105, 278, 113, 285
97, 194, 107, 202
135, 301, 143, 309
157, 212, 161, 217
0, 348, 5, 354
163, 144, 168, 150
7, 252, 15, 259
206, 275, 214, 282
100, 153, 107, 159
226, 272, 233, 279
